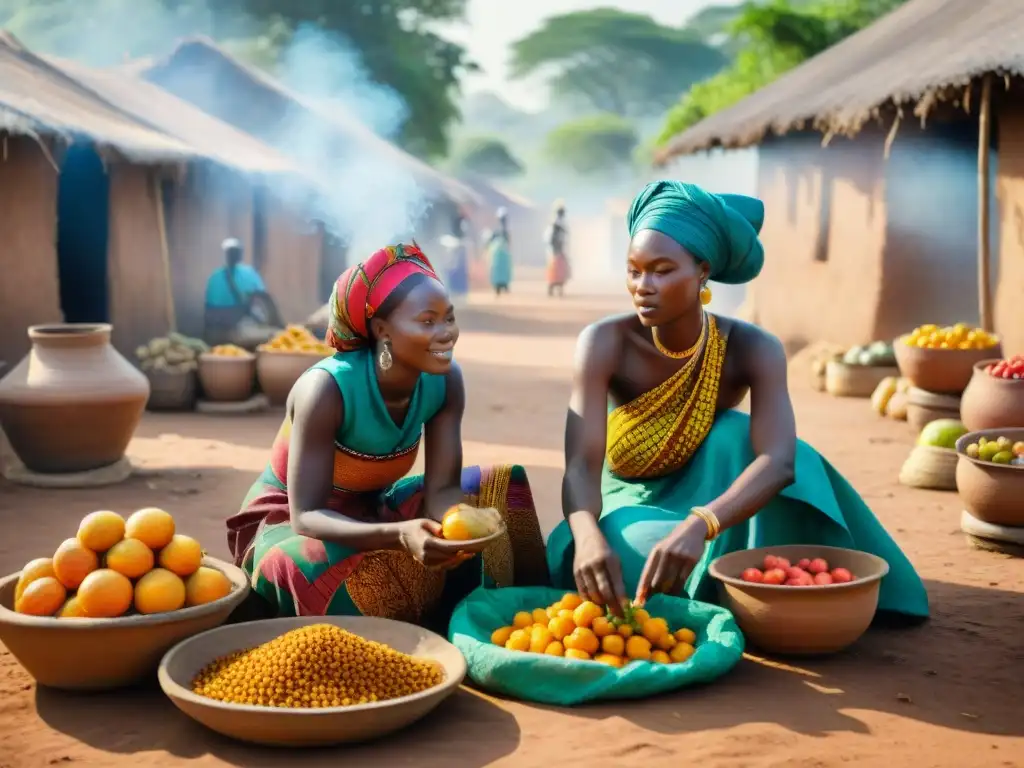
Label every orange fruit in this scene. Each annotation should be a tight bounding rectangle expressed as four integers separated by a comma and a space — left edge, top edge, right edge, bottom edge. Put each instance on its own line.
157, 534, 203, 577
632, 608, 651, 624
641, 617, 669, 643
544, 641, 565, 656
77, 569, 133, 618
617, 623, 634, 639
531, 608, 548, 624
504, 630, 531, 652
548, 615, 575, 641
591, 617, 615, 637
560, 593, 583, 611
52, 538, 99, 589
184, 566, 232, 607
572, 601, 603, 628
105, 538, 155, 579
512, 611, 534, 629
564, 627, 599, 655
625, 635, 652, 661
545, 604, 561, 619
601, 634, 625, 656
124, 507, 175, 550
564, 649, 591, 661
77, 510, 126, 552
134, 568, 186, 614
57, 596, 89, 618
651, 650, 671, 664
674, 628, 697, 645
655, 633, 677, 651
669, 642, 695, 664
439, 505, 499, 540
14, 558, 56, 603
594, 653, 625, 668
491, 626, 514, 646
557, 608, 575, 622
15, 576, 66, 616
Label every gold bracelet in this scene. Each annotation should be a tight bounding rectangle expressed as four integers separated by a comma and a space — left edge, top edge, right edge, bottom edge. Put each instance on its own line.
690, 506, 721, 541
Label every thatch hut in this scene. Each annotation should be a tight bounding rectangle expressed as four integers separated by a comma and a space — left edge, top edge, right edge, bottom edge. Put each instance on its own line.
130, 38, 480, 270
657, 0, 1024, 351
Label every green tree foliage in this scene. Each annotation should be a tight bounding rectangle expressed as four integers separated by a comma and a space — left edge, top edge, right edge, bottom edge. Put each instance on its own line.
510, 9, 728, 118
545, 114, 639, 175
659, 0, 908, 144
451, 137, 524, 178
0, 0, 472, 158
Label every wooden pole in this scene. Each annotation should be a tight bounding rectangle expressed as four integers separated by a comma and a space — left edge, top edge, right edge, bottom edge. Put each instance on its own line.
153, 172, 177, 333
978, 73, 994, 332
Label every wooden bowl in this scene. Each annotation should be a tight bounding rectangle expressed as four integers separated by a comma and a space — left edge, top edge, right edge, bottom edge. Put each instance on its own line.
256, 352, 324, 406
197, 354, 256, 403
158, 616, 467, 747
708, 545, 889, 656
0, 557, 248, 691
893, 336, 1001, 395
954, 428, 1024, 527
959, 360, 1024, 432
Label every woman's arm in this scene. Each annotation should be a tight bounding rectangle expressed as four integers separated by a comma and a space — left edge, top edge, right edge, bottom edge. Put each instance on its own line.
702, 327, 797, 532
422, 362, 467, 522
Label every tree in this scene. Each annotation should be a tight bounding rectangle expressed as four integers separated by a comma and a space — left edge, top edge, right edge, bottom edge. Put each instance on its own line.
510, 9, 728, 118
0, 0, 473, 158
545, 114, 639, 175
451, 137, 524, 178
659, 0, 908, 144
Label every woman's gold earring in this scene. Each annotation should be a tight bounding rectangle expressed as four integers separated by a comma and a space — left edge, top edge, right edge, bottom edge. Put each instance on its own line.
699, 284, 712, 306
379, 340, 393, 372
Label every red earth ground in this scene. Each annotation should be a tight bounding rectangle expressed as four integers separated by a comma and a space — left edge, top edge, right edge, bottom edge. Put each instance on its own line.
0, 277, 1021, 768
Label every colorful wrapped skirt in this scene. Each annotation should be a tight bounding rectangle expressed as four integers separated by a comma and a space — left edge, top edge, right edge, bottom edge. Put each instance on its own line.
227, 464, 549, 626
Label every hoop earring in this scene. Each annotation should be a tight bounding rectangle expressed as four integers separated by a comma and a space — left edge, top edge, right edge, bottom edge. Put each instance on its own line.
378, 340, 393, 372
699, 284, 712, 306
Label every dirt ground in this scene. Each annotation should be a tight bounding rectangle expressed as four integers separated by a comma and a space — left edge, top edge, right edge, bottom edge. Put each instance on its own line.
1, 277, 1022, 768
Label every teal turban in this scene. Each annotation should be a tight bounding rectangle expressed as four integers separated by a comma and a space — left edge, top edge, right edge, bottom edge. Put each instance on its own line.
626, 181, 765, 285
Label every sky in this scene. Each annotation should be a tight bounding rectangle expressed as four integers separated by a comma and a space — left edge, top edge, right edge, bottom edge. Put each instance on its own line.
436, 0, 730, 111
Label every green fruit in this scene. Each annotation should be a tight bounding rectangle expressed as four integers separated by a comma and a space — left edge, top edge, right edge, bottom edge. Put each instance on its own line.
966, 443, 980, 458
996, 436, 1013, 451
917, 419, 968, 449
992, 451, 1014, 464
979, 442, 1001, 461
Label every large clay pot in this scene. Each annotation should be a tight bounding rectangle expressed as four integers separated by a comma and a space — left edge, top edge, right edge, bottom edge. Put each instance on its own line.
198, 353, 256, 403
955, 428, 1024, 527
257, 352, 324, 406
893, 336, 1001, 395
0, 324, 150, 474
959, 360, 1024, 432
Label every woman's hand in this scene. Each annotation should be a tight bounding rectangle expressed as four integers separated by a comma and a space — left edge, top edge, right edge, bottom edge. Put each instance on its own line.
398, 519, 486, 570
573, 527, 627, 615
635, 518, 708, 605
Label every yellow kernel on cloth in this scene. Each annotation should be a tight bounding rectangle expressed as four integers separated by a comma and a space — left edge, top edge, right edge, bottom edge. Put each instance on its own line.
189, 624, 444, 709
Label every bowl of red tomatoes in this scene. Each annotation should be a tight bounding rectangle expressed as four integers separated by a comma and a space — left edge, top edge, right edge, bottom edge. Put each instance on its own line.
959, 356, 1024, 432
708, 545, 889, 656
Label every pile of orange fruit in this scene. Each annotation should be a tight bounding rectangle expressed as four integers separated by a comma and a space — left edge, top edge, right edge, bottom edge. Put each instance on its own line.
490, 593, 697, 667
13, 507, 233, 619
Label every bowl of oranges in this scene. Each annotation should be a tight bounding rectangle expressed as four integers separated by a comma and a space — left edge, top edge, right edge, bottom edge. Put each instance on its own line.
448, 586, 744, 706
198, 345, 256, 403
0, 507, 248, 691
894, 324, 1001, 395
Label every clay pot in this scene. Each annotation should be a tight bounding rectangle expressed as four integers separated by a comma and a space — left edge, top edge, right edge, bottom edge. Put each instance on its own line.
198, 353, 256, 403
257, 352, 323, 406
959, 360, 1024, 432
906, 387, 961, 434
145, 367, 198, 412
893, 336, 1001, 395
0, 324, 149, 474
955, 428, 1024, 527
708, 545, 889, 656
825, 362, 899, 398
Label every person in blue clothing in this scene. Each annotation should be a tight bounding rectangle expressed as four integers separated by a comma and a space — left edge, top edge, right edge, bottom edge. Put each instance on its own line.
204, 238, 284, 348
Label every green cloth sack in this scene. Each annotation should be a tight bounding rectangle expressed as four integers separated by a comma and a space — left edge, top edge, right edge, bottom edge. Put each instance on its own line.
448, 586, 745, 706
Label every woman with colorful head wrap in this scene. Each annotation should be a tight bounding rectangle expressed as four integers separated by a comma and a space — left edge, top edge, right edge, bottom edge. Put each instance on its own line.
227, 243, 548, 626
546, 181, 927, 621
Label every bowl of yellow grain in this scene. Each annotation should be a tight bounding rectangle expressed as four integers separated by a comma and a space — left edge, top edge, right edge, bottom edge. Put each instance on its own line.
158, 616, 467, 747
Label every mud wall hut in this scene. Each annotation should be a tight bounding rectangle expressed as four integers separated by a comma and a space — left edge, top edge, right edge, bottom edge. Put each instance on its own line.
657, 0, 1024, 352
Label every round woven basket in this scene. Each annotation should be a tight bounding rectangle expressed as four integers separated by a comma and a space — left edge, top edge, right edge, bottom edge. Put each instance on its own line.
898, 445, 958, 491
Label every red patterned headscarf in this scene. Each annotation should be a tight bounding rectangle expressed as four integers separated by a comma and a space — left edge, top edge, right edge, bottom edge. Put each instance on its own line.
325, 243, 439, 352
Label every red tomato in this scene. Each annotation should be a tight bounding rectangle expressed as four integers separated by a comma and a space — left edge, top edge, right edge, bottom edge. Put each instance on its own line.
813, 572, 834, 586
831, 567, 854, 583
797, 558, 811, 570
762, 555, 779, 570
784, 577, 809, 587
762, 568, 786, 585
985, 364, 995, 375
774, 557, 792, 570
808, 558, 830, 574
785, 566, 807, 580
741, 568, 764, 583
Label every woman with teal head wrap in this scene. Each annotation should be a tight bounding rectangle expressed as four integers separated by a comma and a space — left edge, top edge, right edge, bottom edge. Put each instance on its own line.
546, 180, 928, 624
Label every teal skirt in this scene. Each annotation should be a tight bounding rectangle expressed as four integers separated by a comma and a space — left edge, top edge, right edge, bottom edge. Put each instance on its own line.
546, 410, 929, 618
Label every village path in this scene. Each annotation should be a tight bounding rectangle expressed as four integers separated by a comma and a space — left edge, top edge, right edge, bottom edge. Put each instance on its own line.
0, 275, 1021, 768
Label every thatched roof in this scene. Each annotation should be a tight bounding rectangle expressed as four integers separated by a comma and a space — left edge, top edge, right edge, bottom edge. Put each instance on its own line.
46, 55, 303, 176
0, 31, 195, 162
658, 0, 1024, 161
133, 38, 480, 206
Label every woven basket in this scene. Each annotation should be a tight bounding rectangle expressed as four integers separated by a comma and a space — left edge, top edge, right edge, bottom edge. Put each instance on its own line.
145, 368, 198, 412
898, 445, 958, 491
825, 362, 900, 398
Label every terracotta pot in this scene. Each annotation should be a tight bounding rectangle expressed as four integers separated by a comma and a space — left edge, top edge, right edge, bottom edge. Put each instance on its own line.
0, 557, 248, 691
145, 368, 198, 412
708, 545, 889, 656
959, 360, 1024, 432
257, 352, 324, 406
0, 324, 149, 474
906, 387, 961, 434
198, 354, 256, 403
893, 336, 1001, 395
955, 428, 1024, 527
